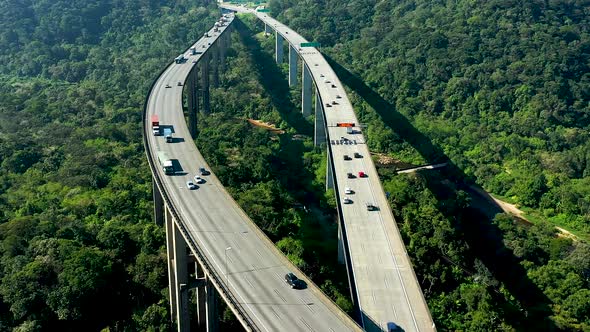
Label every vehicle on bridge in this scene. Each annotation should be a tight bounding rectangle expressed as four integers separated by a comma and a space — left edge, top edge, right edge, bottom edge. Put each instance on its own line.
174, 54, 186, 64
284, 272, 306, 289
157, 151, 174, 175
151, 115, 160, 136
199, 167, 210, 175
366, 203, 378, 211
164, 128, 173, 143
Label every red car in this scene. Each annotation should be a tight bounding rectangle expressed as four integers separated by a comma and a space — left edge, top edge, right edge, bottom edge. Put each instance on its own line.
358, 171, 366, 178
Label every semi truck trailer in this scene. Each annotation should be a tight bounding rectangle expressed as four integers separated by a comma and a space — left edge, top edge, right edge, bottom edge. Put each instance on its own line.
157, 151, 174, 175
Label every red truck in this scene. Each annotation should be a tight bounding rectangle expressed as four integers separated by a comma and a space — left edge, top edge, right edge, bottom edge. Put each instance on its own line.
151, 115, 160, 136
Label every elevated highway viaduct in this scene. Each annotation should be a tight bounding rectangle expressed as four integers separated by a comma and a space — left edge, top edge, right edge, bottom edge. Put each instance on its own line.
144, 11, 362, 332
221, 4, 435, 332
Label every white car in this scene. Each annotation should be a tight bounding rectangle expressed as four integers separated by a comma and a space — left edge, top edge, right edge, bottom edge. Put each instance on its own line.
345, 187, 353, 194
194, 175, 205, 184
186, 181, 197, 190
343, 197, 352, 204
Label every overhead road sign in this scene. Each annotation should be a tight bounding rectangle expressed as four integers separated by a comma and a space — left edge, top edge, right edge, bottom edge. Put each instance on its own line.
256, 8, 270, 12
300, 42, 320, 48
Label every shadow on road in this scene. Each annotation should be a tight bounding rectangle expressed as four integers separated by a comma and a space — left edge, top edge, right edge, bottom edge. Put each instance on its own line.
326, 56, 556, 330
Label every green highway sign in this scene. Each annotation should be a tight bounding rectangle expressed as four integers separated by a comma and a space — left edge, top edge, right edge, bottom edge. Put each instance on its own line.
300, 42, 320, 48
256, 9, 270, 12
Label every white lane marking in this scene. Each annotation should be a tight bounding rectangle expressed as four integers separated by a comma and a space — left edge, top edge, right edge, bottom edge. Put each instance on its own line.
299, 317, 315, 332
362, 156, 420, 331
273, 289, 287, 303
170, 196, 270, 332
270, 307, 281, 320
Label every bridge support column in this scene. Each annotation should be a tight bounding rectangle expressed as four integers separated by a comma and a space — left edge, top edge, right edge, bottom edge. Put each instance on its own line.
337, 222, 345, 264
195, 263, 207, 330
201, 55, 210, 114
187, 66, 199, 138
326, 149, 334, 190
153, 181, 164, 226
265, 23, 271, 35
275, 31, 284, 63
302, 63, 312, 116
314, 88, 326, 147
219, 38, 226, 74
165, 208, 178, 324
173, 223, 190, 332
211, 47, 219, 88
288, 44, 297, 86
206, 279, 219, 332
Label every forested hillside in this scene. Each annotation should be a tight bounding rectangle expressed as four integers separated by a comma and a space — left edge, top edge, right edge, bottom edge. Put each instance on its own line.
0, 0, 219, 330
265, 0, 590, 330
270, 0, 590, 236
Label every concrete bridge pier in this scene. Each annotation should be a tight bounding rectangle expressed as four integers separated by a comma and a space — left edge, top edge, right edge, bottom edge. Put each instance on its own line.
314, 88, 326, 147
211, 46, 219, 88
264, 23, 271, 35
201, 54, 211, 114
326, 148, 334, 190
288, 44, 297, 86
219, 37, 226, 73
337, 222, 345, 264
275, 31, 284, 63
187, 66, 199, 138
206, 279, 219, 332
302, 63, 312, 116
165, 207, 190, 332
153, 181, 164, 226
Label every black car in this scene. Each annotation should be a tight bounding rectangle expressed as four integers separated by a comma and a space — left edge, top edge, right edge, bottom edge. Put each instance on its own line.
347, 172, 356, 179
354, 152, 362, 158
343, 155, 352, 161
366, 203, 378, 211
284, 273, 306, 289
199, 167, 210, 175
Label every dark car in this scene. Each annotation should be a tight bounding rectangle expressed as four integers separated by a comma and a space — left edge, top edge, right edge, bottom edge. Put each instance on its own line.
387, 322, 401, 332
343, 155, 352, 161
354, 152, 362, 158
347, 172, 356, 179
199, 167, 210, 175
366, 203, 378, 211
284, 273, 306, 289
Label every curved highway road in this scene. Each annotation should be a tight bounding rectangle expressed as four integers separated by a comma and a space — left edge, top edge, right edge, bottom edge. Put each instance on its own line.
222, 5, 435, 332
145, 13, 361, 332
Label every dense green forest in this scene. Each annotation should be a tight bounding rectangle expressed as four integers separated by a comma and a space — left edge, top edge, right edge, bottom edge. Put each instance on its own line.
263, 0, 590, 330
0, 0, 220, 330
2, 0, 590, 331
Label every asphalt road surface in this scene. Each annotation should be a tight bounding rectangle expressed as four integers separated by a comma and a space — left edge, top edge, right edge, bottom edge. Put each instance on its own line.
145, 14, 362, 332
222, 4, 436, 332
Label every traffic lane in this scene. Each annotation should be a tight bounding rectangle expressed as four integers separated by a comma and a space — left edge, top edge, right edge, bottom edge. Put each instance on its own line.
176, 153, 355, 332
147, 21, 361, 330
153, 81, 357, 331
330, 133, 416, 331
174, 177, 350, 332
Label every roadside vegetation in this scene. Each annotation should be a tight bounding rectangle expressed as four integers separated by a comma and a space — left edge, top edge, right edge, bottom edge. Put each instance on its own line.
265, 0, 590, 330
0, 0, 219, 330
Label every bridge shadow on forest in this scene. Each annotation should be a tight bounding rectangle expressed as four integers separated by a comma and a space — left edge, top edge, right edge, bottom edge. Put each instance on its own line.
326, 57, 556, 331
234, 19, 313, 137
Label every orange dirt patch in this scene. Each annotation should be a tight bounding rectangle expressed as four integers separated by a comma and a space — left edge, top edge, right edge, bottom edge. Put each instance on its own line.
372, 152, 415, 169
247, 119, 285, 134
